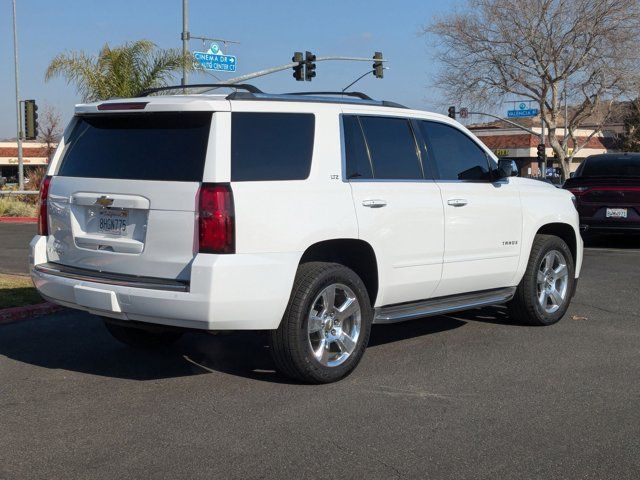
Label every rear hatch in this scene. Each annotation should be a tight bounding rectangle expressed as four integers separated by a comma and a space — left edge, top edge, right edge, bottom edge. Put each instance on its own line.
46, 111, 212, 281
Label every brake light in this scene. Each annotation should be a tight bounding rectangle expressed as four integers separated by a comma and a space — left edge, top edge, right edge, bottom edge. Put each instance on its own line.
38, 176, 52, 236
198, 183, 235, 254
567, 186, 589, 196
97, 102, 148, 111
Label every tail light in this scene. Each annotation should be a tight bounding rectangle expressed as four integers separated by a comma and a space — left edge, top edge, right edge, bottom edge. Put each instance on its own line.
198, 183, 235, 254
37, 176, 52, 236
566, 186, 589, 196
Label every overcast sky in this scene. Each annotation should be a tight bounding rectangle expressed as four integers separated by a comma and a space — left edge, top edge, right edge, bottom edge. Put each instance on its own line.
0, 0, 457, 138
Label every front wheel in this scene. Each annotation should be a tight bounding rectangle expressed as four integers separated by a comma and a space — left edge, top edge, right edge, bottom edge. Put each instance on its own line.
270, 262, 373, 384
508, 234, 575, 326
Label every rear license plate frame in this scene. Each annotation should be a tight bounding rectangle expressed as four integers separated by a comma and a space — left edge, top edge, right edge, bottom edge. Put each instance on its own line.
97, 209, 129, 235
605, 208, 628, 219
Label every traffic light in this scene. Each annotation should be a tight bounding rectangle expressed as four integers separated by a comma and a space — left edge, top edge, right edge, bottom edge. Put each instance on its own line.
292, 52, 304, 81
537, 143, 546, 162
448, 106, 456, 119
373, 51, 383, 79
304, 51, 316, 81
24, 100, 38, 140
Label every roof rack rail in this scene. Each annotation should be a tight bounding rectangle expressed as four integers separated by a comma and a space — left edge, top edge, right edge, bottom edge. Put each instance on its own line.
283, 91, 373, 101
269, 91, 407, 108
138, 83, 263, 97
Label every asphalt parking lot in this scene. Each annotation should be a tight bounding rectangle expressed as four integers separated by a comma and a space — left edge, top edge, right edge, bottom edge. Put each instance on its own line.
1, 224, 639, 479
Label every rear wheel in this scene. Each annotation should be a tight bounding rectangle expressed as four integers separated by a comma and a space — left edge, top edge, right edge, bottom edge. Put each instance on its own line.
508, 234, 575, 326
270, 262, 373, 384
102, 318, 184, 349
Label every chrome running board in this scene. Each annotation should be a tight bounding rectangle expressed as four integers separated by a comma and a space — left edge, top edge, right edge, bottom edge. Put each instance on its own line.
373, 287, 516, 324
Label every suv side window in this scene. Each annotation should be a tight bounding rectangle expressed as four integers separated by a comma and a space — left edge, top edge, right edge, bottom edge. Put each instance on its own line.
231, 112, 315, 182
343, 116, 373, 179
419, 121, 491, 181
358, 116, 423, 180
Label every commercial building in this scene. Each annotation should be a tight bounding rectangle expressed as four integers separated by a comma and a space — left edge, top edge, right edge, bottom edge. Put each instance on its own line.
467, 118, 623, 176
0, 141, 55, 182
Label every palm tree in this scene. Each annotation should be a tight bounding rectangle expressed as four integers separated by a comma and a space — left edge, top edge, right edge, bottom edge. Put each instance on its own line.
45, 40, 190, 101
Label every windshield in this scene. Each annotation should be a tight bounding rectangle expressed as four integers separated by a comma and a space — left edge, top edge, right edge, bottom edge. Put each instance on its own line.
57, 112, 212, 182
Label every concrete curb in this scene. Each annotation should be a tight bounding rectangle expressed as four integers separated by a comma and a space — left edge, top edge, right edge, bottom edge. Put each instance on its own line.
0, 217, 37, 223
0, 302, 66, 325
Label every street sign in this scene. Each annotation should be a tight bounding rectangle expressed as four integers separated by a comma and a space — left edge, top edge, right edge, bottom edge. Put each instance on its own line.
459, 107, 469, 119
507, 101, 538, 118
193, 43, 237, 72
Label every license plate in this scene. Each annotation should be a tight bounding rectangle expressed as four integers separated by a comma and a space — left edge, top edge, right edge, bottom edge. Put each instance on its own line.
606, 208, 628, 219
98, 209, 128, 235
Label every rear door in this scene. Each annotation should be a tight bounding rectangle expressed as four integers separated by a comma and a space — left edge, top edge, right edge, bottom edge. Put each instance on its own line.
343, 114, 444, 307
418, 120, 523, 297
47, 111, 213, 280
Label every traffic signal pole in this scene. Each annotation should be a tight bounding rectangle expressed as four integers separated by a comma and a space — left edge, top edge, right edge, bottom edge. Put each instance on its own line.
215, 56, 387, 86
12, 0, 24, 190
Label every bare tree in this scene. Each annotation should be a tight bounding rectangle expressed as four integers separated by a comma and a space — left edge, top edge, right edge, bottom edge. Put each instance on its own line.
423, 0, 640, 178
38, 105, 62, 161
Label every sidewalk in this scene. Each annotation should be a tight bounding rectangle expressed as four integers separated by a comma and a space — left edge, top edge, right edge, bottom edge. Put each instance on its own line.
0, 217, 37, 223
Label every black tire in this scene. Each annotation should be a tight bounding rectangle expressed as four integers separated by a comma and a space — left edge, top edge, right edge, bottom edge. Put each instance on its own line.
508, 234, 575, 326
270, 262, 373, 384
102, 318, 184, 349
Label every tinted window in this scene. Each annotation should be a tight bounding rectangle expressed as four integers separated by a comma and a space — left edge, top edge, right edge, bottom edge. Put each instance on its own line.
231, 113, 315, 181
359, 116, 423, 180
58, 113, 212, 181
420, 121, 491, 181
580, 156, 640, 177
343, 116, 373, 179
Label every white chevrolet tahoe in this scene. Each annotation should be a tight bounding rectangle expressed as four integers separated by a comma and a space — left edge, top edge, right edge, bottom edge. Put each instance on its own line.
30, 86, 583, 383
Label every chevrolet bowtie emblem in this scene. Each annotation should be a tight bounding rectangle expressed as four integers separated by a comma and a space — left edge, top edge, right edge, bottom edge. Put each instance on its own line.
94, 195, 114, 207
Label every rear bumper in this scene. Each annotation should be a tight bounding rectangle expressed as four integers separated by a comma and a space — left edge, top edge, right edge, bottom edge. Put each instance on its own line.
578, 206, 640, 232
580, 222, 640, 232
29, 236, 299, 331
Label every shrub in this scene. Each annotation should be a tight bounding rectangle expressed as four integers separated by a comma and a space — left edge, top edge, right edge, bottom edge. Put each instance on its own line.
0, 197, 37, 217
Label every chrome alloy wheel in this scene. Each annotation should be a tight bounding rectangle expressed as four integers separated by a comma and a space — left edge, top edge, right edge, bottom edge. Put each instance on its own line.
537, 250, 569, 314
307, 283, 361, 367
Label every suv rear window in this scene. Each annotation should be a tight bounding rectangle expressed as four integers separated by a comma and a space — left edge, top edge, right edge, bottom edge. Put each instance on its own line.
580, 156, 640, 177
231, 113, 315, 181
57, 113, 212, 182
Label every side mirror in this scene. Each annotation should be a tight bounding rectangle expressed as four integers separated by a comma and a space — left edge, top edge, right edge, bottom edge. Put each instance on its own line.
569, 172, 575, 178
497, 159, 518, 178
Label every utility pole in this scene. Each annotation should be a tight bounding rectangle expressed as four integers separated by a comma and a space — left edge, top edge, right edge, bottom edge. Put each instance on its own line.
181, 0, 189, 87
540, 118, 546, 177
12, 0, 24, 190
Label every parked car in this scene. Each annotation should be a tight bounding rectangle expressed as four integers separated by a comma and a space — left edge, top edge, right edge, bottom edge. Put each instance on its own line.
563, 153, 640, 235
30, 86, 583, 383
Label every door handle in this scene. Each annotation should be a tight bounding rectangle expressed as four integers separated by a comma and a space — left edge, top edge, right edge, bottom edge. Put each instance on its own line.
447, 198, 468, 207
362, 199, 387, 208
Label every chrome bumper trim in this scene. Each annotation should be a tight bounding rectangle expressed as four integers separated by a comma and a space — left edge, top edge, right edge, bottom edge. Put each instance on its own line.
33, 262, 190, 293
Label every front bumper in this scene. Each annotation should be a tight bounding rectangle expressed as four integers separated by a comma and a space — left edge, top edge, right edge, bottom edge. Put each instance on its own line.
29, 236, 299, 331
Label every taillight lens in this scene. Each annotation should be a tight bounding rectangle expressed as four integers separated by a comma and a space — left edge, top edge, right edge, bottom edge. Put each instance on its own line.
38, 176, 52, 236
567, 186, 589, 196
198, 183, 235, 254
